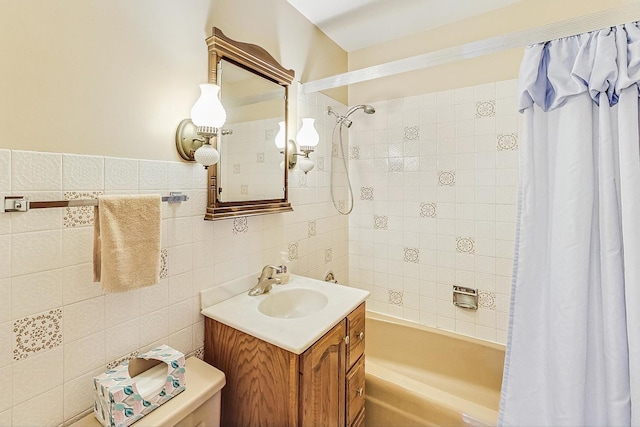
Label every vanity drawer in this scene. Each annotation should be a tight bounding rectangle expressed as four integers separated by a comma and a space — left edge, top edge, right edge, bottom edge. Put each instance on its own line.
346, 355, 365, 427
346, 302, 365, 369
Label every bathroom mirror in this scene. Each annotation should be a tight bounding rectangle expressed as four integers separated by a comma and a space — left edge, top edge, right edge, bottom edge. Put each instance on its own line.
205, 27, 295, 220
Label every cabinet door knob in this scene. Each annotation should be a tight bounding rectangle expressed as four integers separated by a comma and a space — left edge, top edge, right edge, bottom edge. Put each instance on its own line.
358, 331, 364, 340
357, 388, 364, 396
344, 335, 350, 344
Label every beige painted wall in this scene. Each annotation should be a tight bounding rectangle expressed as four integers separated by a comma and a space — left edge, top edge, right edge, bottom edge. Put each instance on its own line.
348, 0, 637, 103
0, 0, 347, 160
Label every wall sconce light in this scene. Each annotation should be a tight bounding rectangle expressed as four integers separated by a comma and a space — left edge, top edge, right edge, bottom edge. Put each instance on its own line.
275, 121, 298, 170
175, 83, 228, 169
294, 118, 319, 174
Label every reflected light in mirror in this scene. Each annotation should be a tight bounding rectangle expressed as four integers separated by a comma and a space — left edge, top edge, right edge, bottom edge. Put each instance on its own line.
275, 121, 286, 149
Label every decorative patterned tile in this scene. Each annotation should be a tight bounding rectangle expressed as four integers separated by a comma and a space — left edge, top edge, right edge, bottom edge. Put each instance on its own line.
308, 221, 316, 237
288, 243, 299, 260
233, 217, 248, 235
241, 185, 249, 195
389, 158, 403, 172
104, 157, 138, 191
388, 290, 404, 305
437, 171, 456, 187
497, 133, 519, 151
159, 249, 168, 279
332, 144, 340, 158
106, 350, 139, 369
420, 202, 437, 218
374, 215, 388, 230
404, 126, 419, 140
194, 347, 204, 360
63, 191, 101, 228
456, 237, 475, 254
350, 146, 360, 159
257, 153, 265, 163
299, 173, 307, 187
325, 248, 332, 264
316, 157, 325, 171
361, 187, 374, 200
338, 200, 346, 212
404, 248, 420, 263
264, 129, 274, 140
233, 164, 241, 174
12, 151, 62, 191
478, 291, 496, 310
476, 100, 496, 118
139, 160, 168, 191
13, 309, 63, 360
62, 154, 104, 191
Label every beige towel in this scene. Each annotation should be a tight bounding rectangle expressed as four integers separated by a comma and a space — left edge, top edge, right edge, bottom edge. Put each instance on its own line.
93, 194, 162, 293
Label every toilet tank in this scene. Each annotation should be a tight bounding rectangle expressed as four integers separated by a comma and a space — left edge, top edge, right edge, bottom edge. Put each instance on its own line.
70, 357, 226, 427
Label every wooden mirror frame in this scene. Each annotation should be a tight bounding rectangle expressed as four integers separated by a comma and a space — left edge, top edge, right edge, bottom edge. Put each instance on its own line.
204, 27, 295, 220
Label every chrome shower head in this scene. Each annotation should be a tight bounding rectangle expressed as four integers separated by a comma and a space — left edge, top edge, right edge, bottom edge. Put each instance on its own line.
328, 104, 375, 128
345, 104, 375, 117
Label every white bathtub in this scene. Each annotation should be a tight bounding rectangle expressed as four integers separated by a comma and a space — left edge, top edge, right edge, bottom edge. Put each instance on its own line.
365, 312, 505, 426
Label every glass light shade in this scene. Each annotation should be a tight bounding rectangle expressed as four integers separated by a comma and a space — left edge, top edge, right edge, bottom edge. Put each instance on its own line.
194, 143, 220, 167
275, 121, 286, 149
190, 84, 226, 128
298, 157, 315, 174
296, 118, 319, 148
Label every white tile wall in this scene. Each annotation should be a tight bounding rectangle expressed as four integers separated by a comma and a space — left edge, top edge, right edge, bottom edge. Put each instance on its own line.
0, 89, 349, 425
348, 79, 520, 345
1, 80, 518, 424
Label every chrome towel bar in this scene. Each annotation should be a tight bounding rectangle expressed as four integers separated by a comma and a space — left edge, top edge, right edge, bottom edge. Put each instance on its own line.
1, 192, 188, 213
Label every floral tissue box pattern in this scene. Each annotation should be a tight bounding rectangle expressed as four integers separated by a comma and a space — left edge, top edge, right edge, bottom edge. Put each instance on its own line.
93, 344, 186, 427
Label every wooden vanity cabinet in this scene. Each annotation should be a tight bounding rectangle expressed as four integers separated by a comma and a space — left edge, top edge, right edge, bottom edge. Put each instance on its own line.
204, 302, 366, 427
345, 302, 366, 426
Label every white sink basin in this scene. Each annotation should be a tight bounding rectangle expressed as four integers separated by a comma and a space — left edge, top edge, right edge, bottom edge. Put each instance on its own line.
200, 274, 369, 354
257, 288, 329, 319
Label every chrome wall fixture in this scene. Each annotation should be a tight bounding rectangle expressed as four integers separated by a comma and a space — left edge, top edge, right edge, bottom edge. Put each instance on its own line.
274, 118, 319, 174
175, 83, 229, 169
175, 119, 232, 165
453, 286, 478, 310
1, 193, 188, 213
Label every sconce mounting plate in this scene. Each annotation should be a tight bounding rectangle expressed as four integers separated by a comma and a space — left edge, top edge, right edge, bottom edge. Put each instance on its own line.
175, 118, 202, 162
286, 139, 298, 169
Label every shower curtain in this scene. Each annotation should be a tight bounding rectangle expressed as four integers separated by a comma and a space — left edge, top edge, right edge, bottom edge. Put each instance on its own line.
499, 23, 640, 426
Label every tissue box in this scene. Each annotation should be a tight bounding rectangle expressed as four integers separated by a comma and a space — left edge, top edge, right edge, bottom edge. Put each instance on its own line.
93, 345, 186, 427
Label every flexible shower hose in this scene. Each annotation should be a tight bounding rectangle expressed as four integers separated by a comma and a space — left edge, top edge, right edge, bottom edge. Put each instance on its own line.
330, 120, 355, 215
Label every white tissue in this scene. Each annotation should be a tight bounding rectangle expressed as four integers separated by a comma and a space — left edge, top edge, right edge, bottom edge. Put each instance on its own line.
134, 363, 167, 399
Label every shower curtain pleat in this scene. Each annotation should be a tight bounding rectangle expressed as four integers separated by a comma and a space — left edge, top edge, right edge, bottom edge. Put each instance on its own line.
618, 92, 640, 426
499, 22, 640, 427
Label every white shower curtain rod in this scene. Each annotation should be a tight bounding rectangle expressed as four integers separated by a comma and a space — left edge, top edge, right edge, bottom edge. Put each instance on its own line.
301, 3, 640, 94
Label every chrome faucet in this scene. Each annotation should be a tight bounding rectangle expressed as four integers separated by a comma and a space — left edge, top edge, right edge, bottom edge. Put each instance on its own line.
248, 265, 281, 296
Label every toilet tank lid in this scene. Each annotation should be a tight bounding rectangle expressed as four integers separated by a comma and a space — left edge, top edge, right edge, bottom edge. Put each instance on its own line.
69, 357, 226, 427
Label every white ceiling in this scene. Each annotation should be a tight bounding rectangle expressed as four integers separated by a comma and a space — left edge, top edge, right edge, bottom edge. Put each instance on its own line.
287, 0, 523, 52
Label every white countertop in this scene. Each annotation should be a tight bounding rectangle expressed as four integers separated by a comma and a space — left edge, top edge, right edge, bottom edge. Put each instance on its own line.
200, 274, 369, 354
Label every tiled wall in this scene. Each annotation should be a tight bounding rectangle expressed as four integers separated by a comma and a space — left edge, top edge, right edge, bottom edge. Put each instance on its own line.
221, 118, 284, 200
348, 79, 520, 344
0, 90, 348, 426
